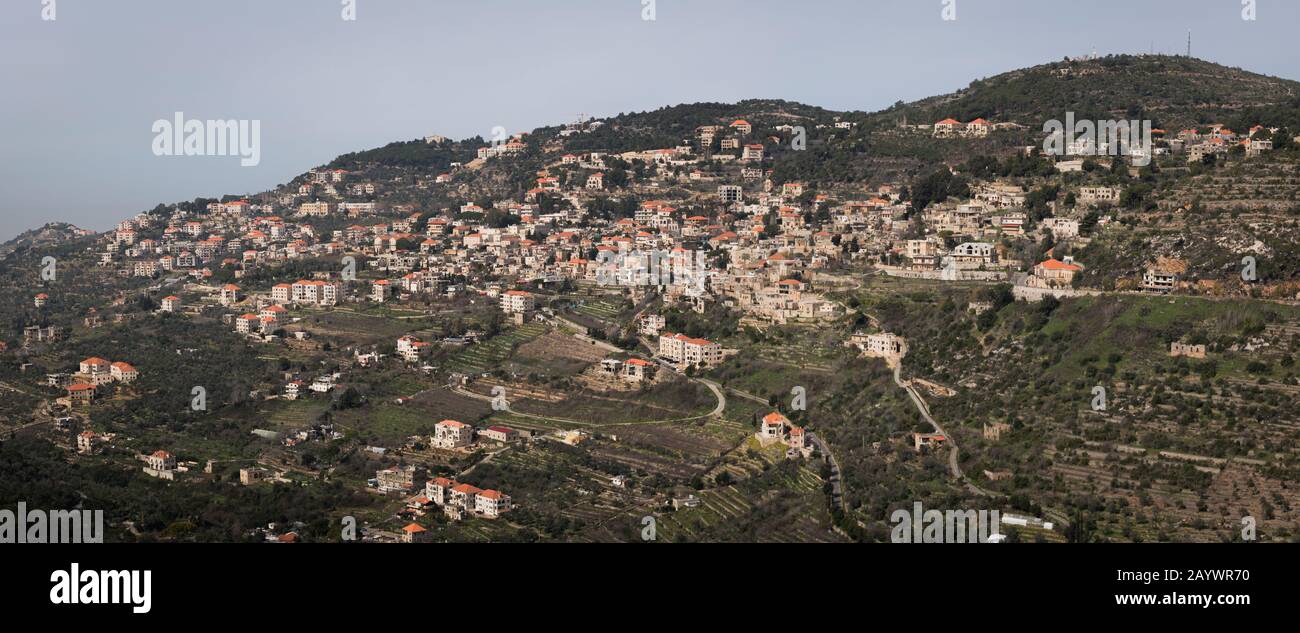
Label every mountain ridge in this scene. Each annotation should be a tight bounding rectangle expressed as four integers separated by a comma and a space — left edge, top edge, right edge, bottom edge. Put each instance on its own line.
9, 54, 1300, 242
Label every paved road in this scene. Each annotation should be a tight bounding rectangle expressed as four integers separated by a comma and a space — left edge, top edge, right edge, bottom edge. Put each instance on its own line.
806, 431, 844, 511
893, 364, 994, 497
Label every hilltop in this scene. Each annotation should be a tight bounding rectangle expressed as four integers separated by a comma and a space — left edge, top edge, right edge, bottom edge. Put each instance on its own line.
871, 54, 1300, 132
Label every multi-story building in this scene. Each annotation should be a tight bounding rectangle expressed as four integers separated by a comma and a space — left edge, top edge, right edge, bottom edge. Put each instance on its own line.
432, 419, 474, 450
376, 465, 420, 493
474, 490, 512, 518
1078, 186, 1119, 205
639, 314, 665, 336
146, 450, 176, 472
501, 290, 534, 314
658, 333, 722, 368
291, 280, 340, 306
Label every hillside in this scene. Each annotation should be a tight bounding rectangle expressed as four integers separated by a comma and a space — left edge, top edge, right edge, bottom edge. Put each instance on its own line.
6, 54, 1300, 544
0, 222, 90, 261
873, 55, 1300, 132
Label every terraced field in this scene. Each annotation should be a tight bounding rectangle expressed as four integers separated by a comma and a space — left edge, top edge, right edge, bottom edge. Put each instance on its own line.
708, 434, 789, 483
643, 466, 843, 543
444, 323, 549, 374
754, 343, 839, 372
573, 298, 623, 322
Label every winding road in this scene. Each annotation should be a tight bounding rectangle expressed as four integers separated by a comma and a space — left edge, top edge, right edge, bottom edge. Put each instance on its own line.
892, 364, 994, 497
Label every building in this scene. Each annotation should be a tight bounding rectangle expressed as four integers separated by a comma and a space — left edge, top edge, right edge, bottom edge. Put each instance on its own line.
474, 489, 512, 518
448, 483, 482, 511
760, 411, 787, 439
432, 419, 474, 449
235, 314, 259, 334
787, 425, 806, 450
396, 335, 432, 363
1078, 186, 1119, 205
1142, 267, 1178, 292
376, 465, 420, 493
1041, 218, 1080, 239
110, 361, 139, 383
912, 433, 947, 453
1170, 342, 1208, 359
983, 422, 1012, 441
371, 279, 391, 303
79, 357, 110, 376
76, 431, 100, 454
479, 425, 518, 443
67, 383, 96, 405
905, 240, 938, 270
144, 450, 176, 478
298, 201, 331, 216
1030, 257, 1082, 288
950, 242, 996, 267
658, 333, 723, 368
240, 468, 270, 485
402, 522, 430, 543
639, 314, 665, 336
757, 411, 807, 450
718, 185, 743, 203
933, 118, 965, 137
289, 280, 341, 306
622, 358, 657, 383
501, 290, 534, 315
860, 333, 907, 359
426, 477, 455, 505
160, 296, 181, 312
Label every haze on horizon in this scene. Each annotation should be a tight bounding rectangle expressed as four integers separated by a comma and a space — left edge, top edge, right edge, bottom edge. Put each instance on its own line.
1, 0, 1297, 241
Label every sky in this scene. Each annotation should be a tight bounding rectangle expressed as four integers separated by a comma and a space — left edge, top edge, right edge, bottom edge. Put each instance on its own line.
1, 0, 1297, 241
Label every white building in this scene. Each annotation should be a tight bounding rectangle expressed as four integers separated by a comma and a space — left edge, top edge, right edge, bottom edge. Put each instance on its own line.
501, 290, 534, 314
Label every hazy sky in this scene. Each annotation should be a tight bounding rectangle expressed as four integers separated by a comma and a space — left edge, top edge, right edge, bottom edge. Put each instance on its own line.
1, 0, 1297, 240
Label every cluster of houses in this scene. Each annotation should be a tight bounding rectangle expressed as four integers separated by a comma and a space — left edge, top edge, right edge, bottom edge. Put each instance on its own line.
73, 106, 1300, 361
283, 373, 340, 399
375, 465, 514, 526
932, 118, 995, 138
54, 357, 140, 405
420, 477, 512, 520
1176, 125, 1278, 162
